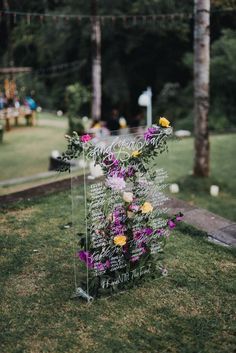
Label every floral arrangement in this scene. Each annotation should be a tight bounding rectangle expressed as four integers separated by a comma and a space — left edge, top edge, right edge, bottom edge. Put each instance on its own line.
61, 117, 183, 297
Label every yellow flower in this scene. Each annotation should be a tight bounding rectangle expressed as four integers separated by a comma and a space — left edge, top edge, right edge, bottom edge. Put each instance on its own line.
159, 117, 170, 128
113, 235, 127, 246
131, 150, 142, 158
140, 202, 153, 214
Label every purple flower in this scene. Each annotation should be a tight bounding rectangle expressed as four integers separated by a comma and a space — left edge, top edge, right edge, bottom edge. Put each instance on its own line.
106, 176, 126, 191
133, 230, 142, 241
144, 228, 153, 236
112, 224, 125, 235
141, 247, 146, 254
110, 206, 126, 235
96, 263, 105, 271
105, 260, 111, 268
144, 126, 160, 141
168, 220, 176, 229
122, 243, 129, 253
117, 168, 127, 178
176, 213, 183, 221
77, 250, 86, 261
103, 153, 119, 168
156, 229, 164, 236
77, 251, 94, 269
176, 216, 182, 221
126, 166, 136, 177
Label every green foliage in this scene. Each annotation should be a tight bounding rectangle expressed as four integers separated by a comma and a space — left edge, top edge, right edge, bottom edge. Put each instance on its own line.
1, 0, 235, 125
211, 29, 236, 126
65, 82, 91, 134
156, 29, 236, 131
155, 82, 193, 127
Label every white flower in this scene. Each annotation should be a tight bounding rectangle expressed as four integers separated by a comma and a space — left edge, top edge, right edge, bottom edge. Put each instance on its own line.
127, 211, 134, 219
123, 192, 133, 203
106, 176, 126, 191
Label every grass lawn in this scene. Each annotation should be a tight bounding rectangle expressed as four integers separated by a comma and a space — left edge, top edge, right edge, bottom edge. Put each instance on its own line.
0, 125, 68, 181
157, 134, 236, 221
0, 123, 235, 221
38, 111, 68, 121
0, 191, 235, 353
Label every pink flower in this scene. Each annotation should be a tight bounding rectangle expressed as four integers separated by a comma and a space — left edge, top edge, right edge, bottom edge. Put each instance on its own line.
176, 215, 183, 221
80, 134, 92, 143
128, 204, 139, 212
130, 255, 140, 262
168, 220, 176, 229
176, 212, 183, 221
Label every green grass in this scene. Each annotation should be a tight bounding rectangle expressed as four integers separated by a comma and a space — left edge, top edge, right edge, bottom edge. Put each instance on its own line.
157, 134, 236, 221
0, 191, 235, 353
0, 125, 67, 181
0, 125, 235, 220
39, 111, 68, 121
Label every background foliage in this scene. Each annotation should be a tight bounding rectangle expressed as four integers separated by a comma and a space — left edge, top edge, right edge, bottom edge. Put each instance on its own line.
0, 0, 236, 129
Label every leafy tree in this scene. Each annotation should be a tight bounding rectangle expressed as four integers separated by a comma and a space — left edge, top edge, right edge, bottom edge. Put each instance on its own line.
211, 29, 236, 126
0, 0, 235, 127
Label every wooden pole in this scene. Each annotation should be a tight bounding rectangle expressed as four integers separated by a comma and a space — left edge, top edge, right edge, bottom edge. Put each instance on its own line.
193, 0, 210, 177
91, 0, 102, 121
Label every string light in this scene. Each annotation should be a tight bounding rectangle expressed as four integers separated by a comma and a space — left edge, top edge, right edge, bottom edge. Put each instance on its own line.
0, 8, 234, 26
0, 10, 193, 25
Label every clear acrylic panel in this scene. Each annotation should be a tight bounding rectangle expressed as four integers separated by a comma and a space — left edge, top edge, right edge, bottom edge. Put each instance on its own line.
70, 126, 173, 301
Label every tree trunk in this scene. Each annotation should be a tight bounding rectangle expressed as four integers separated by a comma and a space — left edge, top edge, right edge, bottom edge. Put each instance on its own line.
193, 0, 210, 177
3, 0, 13, 67
91, 0, 102, 121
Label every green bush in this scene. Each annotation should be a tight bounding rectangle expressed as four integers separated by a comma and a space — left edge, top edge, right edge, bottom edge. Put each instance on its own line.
211, 29, 236, 126
65, 82, 91, 135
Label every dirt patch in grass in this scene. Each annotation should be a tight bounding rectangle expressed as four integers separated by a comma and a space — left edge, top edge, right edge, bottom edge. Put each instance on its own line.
6, 207, 39, 220
0, 207, 40, 238
6, 270, 46, 297
0, 221, 12, 236
218, 260, 236, 272
27, 337, 58, 353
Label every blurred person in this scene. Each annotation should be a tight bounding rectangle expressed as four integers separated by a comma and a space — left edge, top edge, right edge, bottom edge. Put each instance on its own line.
129, 112, 143, 133
90, 119, 110, 139
0, 93, 5, 110
24, 96, 37, 111
14, 97, 20, 109
106, 108, 120, 135
91, 119, 102, 129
